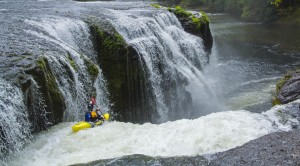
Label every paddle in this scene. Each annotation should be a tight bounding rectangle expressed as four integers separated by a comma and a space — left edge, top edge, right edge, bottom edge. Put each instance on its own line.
94, 104, 107, 121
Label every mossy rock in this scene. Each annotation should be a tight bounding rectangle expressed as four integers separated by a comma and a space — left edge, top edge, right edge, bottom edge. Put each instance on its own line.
273, 69, 300, 106
151, 4, 161, 9
67, 52, 78, 72
276, 74, 292, 93
23, 57, 66, 132
166, 6, 213, 52
88, 22, 157, 123
83, 57, 99, 82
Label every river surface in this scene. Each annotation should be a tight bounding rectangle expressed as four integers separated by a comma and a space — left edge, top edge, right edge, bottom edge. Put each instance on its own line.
1, 1, 300, 166
205, 13, 300, 113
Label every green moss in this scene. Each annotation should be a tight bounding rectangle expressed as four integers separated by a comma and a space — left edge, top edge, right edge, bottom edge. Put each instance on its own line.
29, 57, 66, 123
170, 6, 210, 31
272, 97, 282, 106
191, 16, 202, 29
36, 58, 46, 70
66, 52, 78, 72
91, 25, 126, 51
273, 71, 295, 106
276, 74, 292, 93
200, 11, 210, 23
83, 58, 99, 81
174, 6, 193, 17
151, 4, 161, 9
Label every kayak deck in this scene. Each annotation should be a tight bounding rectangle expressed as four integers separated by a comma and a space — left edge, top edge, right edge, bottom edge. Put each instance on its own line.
72, 121, 103, 132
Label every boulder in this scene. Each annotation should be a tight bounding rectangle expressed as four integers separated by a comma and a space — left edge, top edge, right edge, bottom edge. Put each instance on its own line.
274, 70, 300, 105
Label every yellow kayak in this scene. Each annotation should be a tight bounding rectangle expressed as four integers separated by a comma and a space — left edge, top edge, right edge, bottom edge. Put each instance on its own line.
72, 120, 103, 132
72, 113, 110, 132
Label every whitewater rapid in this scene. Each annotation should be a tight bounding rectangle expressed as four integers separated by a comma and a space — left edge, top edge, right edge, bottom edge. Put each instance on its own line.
6, 105, 298, 166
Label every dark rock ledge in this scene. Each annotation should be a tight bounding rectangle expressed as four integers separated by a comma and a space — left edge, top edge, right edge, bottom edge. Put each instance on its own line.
210, 130, 300, 166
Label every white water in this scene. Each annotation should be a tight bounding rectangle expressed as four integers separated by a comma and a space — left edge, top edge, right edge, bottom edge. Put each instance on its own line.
0, 80, 31, 159
109, 9, 219, 122
6, 103, 298, 166
24, 16, 111, 121
2, 3, 300, 166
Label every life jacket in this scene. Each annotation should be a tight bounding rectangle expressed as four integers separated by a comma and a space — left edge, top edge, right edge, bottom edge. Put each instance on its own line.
85, 112, 91, 122
91, 111, 97, 118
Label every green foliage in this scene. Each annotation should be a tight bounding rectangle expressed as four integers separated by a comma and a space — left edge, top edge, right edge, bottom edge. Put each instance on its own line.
271, 0, 300, 16
159, 0, 294, 22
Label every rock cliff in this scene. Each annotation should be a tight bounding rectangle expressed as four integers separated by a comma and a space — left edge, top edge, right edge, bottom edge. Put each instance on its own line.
89, 22, 157, 124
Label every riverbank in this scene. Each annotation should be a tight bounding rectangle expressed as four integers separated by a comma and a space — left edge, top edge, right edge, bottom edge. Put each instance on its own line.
210, 130, 300, 165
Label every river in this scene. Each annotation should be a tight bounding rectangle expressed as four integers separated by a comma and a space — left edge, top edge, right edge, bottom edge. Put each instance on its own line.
205, 13, 300, 113
1, 1, 300, 166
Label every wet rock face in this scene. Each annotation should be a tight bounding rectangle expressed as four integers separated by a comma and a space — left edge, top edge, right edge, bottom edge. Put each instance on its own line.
89, 22, 157, 124
20, 57, 66, 133
172, 12, 213, 53
275, 70, 300, 105
209, 130, 300, 166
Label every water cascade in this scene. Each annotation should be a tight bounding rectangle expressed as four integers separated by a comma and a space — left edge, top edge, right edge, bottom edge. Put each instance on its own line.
1, 13, 111, 162
109, 9, 219, 122
0, 80, 31, 161
5, 101, 299, 166
24, 16, 111, 121
1, 1, 300, 165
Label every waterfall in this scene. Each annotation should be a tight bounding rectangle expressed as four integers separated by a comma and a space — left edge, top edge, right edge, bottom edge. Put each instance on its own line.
109, 9, 219, 122
0, 80, 31, 161
25, 79, 51, 132
24, 16, 111, 121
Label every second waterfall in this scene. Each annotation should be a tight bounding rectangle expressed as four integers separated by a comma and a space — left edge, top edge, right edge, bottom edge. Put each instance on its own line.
107, 8, 220, 123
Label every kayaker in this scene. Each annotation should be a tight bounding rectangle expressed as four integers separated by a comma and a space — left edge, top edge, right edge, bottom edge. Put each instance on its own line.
85, 96, 104, 122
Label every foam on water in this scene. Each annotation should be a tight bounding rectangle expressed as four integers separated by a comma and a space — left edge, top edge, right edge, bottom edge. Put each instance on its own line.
7, 107, 296, 166
0, 80, 31, 160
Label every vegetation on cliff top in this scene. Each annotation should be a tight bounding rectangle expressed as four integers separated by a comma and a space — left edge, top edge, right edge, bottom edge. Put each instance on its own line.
152, 4, 210, 30
158, 0, 300, 24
